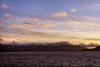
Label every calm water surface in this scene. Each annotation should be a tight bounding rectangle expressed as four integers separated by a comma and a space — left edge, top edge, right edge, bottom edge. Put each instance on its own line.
0, 51, 100, 66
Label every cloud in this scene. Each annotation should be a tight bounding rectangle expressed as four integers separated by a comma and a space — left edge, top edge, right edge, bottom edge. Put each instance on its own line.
22, 22, 35, 27
22, 22, 55, 27
30, 18, 39, 22
10, 23, 19, 27
52, 11, 68, 17
83, 38, 100, 41
0, 26, 81, 40
41, 24, 55, 27
78, 42, 99, 47
0, 38, 10, 43
80, 16, 100, 20
25, 16, 29, 19
41, 14, 100, 26
71, 9, 76, 13
2, 4, 9, 9
0, 39, 6, 42
0, 23, 4, 26
25, 32, 32, 34
25, 16, 39, 22
4, 13, 13, 17
17, 39, 28, 41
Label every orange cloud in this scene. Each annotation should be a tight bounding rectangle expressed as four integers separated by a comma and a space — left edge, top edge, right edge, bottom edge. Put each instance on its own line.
22, 22, 35, 27
0, 39, 6, 42
52, 11, 68, 17
2, 4, 9, 9
71, 9, 76, 13
22, 22, 55, 27
41, 24, 55, 27
25, 16, 39, 22
10, 23, 19, 27
30, 18, 39, 21
34, 18, 39, 22
30, 18, 39, 22
4, 13, 13, 17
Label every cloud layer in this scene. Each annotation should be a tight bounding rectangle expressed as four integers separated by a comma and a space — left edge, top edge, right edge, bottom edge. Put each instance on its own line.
10, 22, 55, 27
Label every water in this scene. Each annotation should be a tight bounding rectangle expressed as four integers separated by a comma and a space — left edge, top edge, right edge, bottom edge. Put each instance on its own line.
0, 51, 100, 66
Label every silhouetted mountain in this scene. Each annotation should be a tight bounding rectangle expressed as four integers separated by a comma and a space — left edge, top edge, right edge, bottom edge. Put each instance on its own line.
94, 46, 100, 50
0, 44, 86, 51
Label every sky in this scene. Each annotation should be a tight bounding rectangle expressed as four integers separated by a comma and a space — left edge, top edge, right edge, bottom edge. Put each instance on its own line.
0, 0, 100, 45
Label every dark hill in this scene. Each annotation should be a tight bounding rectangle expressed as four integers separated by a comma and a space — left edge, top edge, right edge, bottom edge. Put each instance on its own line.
0, 44, 86, 51
93, 46, 100, 51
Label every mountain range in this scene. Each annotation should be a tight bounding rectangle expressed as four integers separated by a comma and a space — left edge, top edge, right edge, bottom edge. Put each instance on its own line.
0, 44, 86, 51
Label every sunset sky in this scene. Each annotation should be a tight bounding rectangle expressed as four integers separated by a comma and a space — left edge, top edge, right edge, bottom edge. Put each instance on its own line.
0, 0, 100, 44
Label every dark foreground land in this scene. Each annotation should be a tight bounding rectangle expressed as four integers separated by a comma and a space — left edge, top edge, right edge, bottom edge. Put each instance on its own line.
0, 51, 100, 66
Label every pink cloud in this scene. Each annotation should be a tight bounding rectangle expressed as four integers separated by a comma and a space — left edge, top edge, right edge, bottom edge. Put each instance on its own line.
2, 4, 9, 9
4, 13, 13, 17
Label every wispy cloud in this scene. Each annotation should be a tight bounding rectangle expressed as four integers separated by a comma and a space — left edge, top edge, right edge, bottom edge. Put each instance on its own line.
80, 16, 100, 20
52, 11, 68, 17
71, 9, 76, 13
4, 13, 13, 17
25, 32, 32, 34
10, 23, 19, 27
2, 4, 9, 9
22, 22, 35, 27
39, 14, 100, 27
30, 18, 39, 22
25, 16, 39, 22
41, 23, 55, 27
22, 22, 55, 27
17, 39, 28, 41
83, 38, 100, 41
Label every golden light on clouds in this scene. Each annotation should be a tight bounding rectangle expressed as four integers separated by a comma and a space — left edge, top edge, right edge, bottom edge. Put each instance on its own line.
71, 9, 76, 13
30, 18, 39, 22
4, 13, 13, 17
21, 22, 55, 27
2, 4, 9, 9
52, 11, 68, 17
10, 23, 19, 27
22, 22, 35, 27
9, 22, 55, 27
0, 39, 6, 42
25, 16, 39, 22
41, 24, 55, 27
